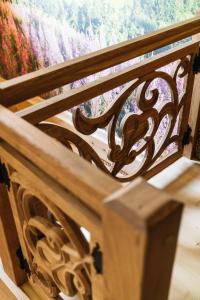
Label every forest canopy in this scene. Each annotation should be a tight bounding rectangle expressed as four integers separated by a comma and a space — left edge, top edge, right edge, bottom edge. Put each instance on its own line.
12, 0, 200, 45
1, 0, 200, 79
0, 0, 199, 138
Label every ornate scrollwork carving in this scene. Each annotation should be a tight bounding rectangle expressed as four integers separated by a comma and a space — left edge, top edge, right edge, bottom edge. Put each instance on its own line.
36, 55, 193, 182
13, 180, 92, 299
38, 122, 109, 175
70, 55, 193, 181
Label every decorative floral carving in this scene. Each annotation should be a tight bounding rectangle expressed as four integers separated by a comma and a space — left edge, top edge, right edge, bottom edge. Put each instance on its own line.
38, 122, 109, 175
70, 55, 194, 181
13, 180, 92, 300
34, 54, 194, 182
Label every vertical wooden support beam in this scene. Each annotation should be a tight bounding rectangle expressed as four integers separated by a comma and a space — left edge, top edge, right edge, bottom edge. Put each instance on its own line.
103, 180, 183, 300
0, 183, 27, 285
184, 11, 200, 160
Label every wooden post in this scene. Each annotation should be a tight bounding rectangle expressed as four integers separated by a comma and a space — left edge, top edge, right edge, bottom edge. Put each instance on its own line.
184, 11, 200, 160
103, 179, 183, 300
0, 183, 27, 285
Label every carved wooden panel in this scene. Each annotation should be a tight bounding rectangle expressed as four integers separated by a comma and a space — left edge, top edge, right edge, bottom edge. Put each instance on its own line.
37, 122, 109, 176
38, 53, 195, 182
10, 171, 92, 300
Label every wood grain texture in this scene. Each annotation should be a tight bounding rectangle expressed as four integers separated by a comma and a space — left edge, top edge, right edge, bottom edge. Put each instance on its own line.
0, 182, 27, 285
0, 14, 199, 300
15, 42, 198, 183
0, 280, 17, 300
0, 260, 29, 300
17, 41, 198, 124
8, 173, 92, 299
1, 16, 200, 105
73, 54, 194, 181
0, 141, 102, 242
184, 18, 200, 160
0, 105, 120, 215
103, 180, 183, 300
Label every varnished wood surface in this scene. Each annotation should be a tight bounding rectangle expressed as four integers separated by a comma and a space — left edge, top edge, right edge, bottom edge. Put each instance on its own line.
16, 41, 198, 124
184, 10, 200, 161
0, 260, 80, 300
1, 155, 200, 300
0, 105, 120, 216
13, 41, 198, 182
149, 158, 200, 299
9, 172, 92, 298
0, 280, 17, 300
0, 260, 29, 300
0, 14, 199, 299
104, 180, 182, 300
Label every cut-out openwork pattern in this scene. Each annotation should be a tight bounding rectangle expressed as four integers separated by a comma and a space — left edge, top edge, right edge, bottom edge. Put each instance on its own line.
72, 56, 194, 181
38, 122, 110, 175
40, 55, 194, 182
12, 175, 92, 300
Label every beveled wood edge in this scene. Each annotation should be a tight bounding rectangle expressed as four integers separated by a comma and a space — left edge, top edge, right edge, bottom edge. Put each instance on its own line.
104, 178, 183, 229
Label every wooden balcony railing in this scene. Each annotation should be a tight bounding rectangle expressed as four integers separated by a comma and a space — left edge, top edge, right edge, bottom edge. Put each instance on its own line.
1, 16, 200, 182
0, 15, 200, 300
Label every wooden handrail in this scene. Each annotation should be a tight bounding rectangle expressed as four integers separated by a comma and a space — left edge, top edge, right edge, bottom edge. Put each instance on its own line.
0, 15, 199, 300
0, 105, 120, 215
0, 16, 200, 106
17, 41, 199, 124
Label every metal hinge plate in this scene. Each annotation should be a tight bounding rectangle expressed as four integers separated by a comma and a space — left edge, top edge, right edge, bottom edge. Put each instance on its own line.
92, 244, 103, 274
193, 51, 200, 74
16, 247, 30, 275
0, 162, 10, 189
182, 125, 192, 146
195, 130, 200, 160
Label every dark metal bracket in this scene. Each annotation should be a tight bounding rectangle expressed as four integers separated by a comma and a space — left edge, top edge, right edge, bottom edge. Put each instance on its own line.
16, 247, 31, 275
193, 50, 200, 74
195, 130, 200, 160
0, 162, 10, 190
92, 244, 103, 274
182, 125, 192, 146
